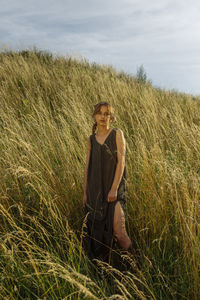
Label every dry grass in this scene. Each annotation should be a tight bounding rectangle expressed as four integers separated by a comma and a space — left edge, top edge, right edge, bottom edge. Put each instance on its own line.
0, 49, 200, 299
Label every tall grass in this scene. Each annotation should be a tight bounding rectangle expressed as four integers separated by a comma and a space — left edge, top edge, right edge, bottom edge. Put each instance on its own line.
0, 49, 199, 299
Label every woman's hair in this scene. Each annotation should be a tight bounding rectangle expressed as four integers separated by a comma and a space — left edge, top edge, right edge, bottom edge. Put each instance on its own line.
92, 102, 114, 134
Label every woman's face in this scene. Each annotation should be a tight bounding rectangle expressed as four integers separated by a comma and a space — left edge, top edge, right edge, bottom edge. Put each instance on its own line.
94, 105, 111, 128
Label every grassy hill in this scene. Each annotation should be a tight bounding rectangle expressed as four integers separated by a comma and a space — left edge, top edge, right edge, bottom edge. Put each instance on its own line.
0, 49, 200, 299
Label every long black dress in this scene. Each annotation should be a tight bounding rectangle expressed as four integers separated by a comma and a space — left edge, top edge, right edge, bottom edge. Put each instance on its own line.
83, 128, 127, 260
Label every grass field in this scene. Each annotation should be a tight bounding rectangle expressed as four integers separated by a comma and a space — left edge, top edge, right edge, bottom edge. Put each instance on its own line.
0, 49, 200, 299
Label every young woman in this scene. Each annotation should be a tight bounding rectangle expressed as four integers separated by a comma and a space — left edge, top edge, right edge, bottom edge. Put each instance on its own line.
83, 102, 132, 260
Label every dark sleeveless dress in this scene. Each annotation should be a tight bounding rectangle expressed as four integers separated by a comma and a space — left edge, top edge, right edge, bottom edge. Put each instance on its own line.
83, 128, 127, 260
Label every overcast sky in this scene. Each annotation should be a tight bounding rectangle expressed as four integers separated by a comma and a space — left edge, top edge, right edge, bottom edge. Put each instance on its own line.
0, 0, 200, 95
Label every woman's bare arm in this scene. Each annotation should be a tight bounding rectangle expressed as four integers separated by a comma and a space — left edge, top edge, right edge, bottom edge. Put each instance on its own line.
83, 137, 91, 205
107, 129, 126, 202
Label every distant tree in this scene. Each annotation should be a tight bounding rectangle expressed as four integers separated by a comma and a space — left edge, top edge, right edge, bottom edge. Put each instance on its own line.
136, 64, 148, 84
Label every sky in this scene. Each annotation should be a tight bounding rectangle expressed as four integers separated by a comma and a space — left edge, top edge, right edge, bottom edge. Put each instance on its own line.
0, 0, 200, 96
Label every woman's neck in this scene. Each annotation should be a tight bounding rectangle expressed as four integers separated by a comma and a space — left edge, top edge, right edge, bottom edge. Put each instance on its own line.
96, 126, 111, 135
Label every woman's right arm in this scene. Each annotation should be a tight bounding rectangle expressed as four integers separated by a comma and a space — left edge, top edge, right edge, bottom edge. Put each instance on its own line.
83, 137, 91, 206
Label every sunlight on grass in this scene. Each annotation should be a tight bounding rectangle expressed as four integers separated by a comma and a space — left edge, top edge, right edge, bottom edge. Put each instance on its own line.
0, 49, 200, 299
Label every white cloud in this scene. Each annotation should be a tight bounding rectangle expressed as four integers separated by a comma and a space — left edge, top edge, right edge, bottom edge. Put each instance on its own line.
0, 0, 200, 94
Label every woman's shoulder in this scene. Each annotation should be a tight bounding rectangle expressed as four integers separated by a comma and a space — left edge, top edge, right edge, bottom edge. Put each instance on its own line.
88, 134, 95, 144
87, 134, 91, 141
113, 128, 124, 136
86, 135, 93, 146
114, 128, 126, 145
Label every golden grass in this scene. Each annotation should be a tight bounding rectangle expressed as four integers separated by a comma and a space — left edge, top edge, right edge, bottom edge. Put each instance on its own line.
0, 49, 200, 299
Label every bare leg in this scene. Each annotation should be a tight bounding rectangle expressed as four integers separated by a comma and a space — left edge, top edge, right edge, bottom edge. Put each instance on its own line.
113, 201, 132, 250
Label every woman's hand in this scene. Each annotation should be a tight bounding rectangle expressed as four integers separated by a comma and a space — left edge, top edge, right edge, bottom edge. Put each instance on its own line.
107, 189, 117, 202
82, 194, 87, 207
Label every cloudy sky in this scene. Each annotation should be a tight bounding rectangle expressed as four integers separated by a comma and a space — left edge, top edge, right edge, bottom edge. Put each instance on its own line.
0, 0, 200, 95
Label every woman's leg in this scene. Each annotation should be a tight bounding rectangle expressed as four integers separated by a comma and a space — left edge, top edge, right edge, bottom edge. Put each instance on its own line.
113, 201, 132, 250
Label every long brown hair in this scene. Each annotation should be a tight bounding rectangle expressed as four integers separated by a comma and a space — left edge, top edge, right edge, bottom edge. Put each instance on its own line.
92, 102, 114, 134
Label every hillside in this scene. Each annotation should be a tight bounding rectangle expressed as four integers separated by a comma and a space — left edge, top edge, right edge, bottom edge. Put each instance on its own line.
0, 49, 200, 299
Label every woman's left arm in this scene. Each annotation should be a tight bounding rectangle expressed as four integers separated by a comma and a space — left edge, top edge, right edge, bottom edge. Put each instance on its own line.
107, 129, 126, 202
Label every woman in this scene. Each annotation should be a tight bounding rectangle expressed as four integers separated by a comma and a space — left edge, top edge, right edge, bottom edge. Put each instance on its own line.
83, 102, 132, 260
